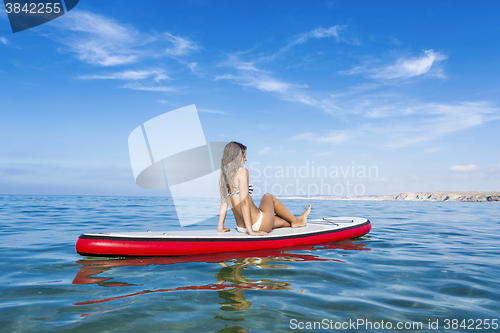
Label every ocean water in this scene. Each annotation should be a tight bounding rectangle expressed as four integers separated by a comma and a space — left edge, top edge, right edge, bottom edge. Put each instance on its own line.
1, 195, 499, 332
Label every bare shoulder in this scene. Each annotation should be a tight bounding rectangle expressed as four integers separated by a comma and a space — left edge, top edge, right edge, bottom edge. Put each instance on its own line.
235, 167, 249, 181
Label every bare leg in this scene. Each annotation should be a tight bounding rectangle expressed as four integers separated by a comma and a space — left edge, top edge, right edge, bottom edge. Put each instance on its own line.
259, 193, 311, 230
294, 206, 311, 228
270, 194, 311, 228
258, 193, 277, 232
273, 216, 291, 228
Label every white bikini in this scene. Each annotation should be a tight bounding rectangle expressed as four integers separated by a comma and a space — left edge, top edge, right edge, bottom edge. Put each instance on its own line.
236, 210, 263, 233
227, 184, 263, 233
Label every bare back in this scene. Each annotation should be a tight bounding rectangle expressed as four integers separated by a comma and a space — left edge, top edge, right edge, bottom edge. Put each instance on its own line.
221, 167, 261, 228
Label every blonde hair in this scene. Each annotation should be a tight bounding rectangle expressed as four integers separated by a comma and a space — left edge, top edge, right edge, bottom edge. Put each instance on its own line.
219, 141, 247, 203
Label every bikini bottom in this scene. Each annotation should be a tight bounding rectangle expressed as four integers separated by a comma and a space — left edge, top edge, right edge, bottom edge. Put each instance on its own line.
236, 210, 263, 233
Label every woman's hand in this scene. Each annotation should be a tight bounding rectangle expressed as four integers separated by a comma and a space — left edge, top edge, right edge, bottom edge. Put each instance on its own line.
249, 230, 268, 236
217, 227, 231, 233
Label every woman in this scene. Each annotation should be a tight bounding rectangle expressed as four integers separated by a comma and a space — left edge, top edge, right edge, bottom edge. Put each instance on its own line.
218, 141, 311, 236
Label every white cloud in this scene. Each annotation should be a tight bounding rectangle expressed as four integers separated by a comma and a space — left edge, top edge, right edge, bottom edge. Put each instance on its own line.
180, 61, 198, 74
287, 26, 341, 49
290, 131, 351, 144
257, 147, 271, 155
214, 26, 355, 114
213, 28, 496, 151
261, 25, 345, 62
0, 37, 7, 45
53, 11, 200, 67
375, 50, 447, 79
318, 132, 351, 144
120, 83, 176, 92
77, 69, 168, 82
215, 57, 293, 93
290, 132, 314, 141
286, 95, 500, 149
450, 164, 478, 172
341, 50, 447, 80
216, 49, 497, 149
311, 26, 340, 38
164, 32, 200, 56
197, 108, 228, 115
215, 56, 343, 114
53, 10, 144, 66
359, 101, 500, 148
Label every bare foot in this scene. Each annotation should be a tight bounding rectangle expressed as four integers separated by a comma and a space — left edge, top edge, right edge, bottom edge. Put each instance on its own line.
292, 204, 311, 228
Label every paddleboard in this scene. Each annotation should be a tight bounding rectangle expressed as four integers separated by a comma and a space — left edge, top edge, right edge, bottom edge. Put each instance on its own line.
76, 217, 371, 257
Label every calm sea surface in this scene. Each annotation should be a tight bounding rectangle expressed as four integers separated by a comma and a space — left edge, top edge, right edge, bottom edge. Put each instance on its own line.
1, 195, 499, 332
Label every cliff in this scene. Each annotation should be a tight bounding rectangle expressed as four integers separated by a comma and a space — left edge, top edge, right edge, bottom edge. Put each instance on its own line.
394, 191, 500, 202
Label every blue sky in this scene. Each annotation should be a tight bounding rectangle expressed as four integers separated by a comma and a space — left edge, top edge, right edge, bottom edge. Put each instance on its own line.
1, 1, 499, 196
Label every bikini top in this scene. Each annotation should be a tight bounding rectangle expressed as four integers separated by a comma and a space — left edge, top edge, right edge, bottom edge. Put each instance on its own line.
227, 183, 253, 197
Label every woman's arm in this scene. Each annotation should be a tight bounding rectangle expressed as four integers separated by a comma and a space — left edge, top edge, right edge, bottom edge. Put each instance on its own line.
238, 168, 267, 236
217, 200, 230, 232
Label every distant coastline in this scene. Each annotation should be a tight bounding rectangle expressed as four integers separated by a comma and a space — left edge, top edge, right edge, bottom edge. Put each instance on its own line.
278, 191, 500, 202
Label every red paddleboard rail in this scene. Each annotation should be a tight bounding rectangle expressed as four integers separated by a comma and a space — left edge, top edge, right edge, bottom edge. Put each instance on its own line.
76, 220, 371, 257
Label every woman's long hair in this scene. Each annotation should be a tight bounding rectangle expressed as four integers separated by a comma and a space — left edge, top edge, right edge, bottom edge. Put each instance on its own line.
219, 141, 247, 203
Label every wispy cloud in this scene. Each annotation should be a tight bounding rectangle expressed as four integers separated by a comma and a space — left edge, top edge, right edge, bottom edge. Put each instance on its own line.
179, 61, 199, 74
197, 108, 228, 115
0, 37, 7, 45
216, 72, 292, 93
360, 101, 500, 147
164, 32, 200, 56
286, 26, 341, 50
77, 69, 168, 82
262, 25, 344, 62
213, 26, 362, 114
53, 10, 146, 66
215, 56, 294, 93
450, 164, 478, 172
288, 97, 499, 149
215, 56, 343, 114
257, 147, 271, 155
341, 50, 447, 80
281, 91, 343, 114
53, 10, 200, 68
215, 31, 496, 149
290, 131, 351, 144
120, 83, 176, 92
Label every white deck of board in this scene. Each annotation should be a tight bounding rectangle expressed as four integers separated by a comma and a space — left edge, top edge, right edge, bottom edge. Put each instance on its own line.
83, 217, 368, 239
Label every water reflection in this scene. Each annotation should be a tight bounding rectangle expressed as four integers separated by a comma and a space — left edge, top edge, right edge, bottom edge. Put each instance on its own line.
72, 240, 370, 319
215, 257, 294, 311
